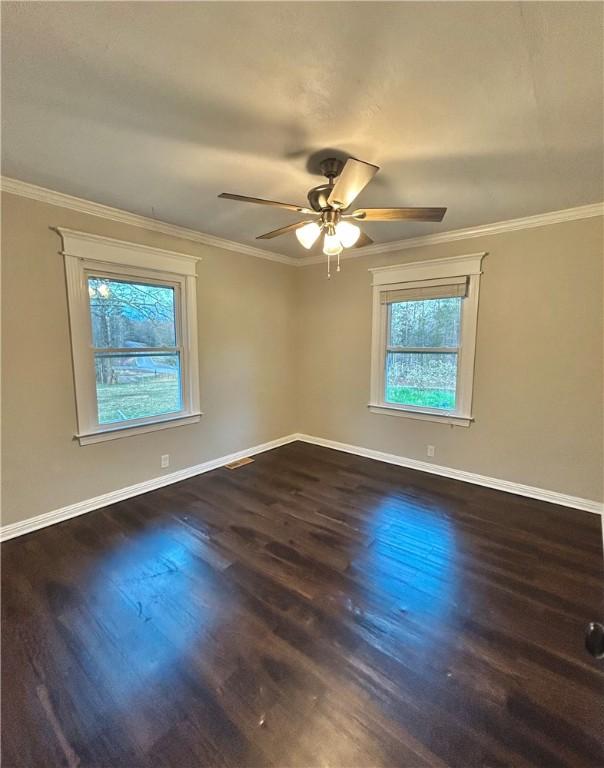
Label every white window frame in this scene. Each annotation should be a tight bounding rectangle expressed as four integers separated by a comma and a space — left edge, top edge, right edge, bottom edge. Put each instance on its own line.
57, 228, 201, 445
369, 252, 486, 426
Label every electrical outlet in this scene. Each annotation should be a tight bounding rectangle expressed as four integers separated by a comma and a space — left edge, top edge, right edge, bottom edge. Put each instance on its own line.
161, 454, 170, 468
427, 445, 435, 458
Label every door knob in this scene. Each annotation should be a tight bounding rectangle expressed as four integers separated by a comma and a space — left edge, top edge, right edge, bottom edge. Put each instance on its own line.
585, 622, 604, 659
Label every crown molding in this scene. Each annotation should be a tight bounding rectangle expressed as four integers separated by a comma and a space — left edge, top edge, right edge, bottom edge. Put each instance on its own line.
299, 202, 604, 265
1, 176, 298, 266
4, 177, 601, 269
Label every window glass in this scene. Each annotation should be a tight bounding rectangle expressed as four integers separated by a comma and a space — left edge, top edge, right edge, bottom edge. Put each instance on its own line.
385, 296, 462, 410
94, 353, 181, 424
88, 276, 182, 425
88, 277, 176, 349
389, 297, 461, 347
385, 351, 457, 410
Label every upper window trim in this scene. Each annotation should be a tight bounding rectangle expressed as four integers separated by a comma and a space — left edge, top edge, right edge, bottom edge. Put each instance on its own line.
368, 252, 486, 427
57, 228, 202, 445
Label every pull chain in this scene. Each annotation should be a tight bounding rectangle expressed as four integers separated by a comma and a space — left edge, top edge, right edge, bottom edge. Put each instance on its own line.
337, 251, 341, 272
327, 252, 331, 279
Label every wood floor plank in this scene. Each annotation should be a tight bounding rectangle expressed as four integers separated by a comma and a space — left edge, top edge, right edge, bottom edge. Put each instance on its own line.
2, 441, 603, 767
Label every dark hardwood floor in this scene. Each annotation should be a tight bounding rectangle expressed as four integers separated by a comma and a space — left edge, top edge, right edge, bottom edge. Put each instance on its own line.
2, 441, 603, 768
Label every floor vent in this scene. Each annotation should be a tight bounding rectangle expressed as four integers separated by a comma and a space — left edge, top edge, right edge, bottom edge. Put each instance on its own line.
225, 457, 255, 470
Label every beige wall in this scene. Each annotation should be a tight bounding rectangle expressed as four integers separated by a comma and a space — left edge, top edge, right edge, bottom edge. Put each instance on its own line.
296, 217, 604, 503
1, 192, 296, 525
2, 193, 602, 529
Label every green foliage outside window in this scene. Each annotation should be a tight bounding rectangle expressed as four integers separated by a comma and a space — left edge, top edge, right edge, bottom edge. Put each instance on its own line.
386, 298, 461, 410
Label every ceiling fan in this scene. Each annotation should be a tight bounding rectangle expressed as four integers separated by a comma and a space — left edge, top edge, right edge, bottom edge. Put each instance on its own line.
218, 157, 447, 275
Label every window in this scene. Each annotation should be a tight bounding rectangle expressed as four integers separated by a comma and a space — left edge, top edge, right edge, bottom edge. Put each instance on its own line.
59, 228, 201, 444
89, 275, 182, 425
369, 253, 485, 426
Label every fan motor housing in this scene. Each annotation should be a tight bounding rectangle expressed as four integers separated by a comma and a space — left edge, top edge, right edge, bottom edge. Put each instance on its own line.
307, 157, 346, 211
307, 184, 334, 212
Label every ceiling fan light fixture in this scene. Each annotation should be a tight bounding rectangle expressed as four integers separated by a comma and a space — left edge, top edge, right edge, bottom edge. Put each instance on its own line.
218, 156, 446, 273
295, 221, 321, 249
335, 221, 361, 248
323, 231, 343, 256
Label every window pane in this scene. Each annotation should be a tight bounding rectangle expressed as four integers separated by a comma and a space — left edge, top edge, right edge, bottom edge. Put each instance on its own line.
385, 352, 457, 410
95, 353, 181, 424
88, 277, 176, 349
389, 297, 461, 347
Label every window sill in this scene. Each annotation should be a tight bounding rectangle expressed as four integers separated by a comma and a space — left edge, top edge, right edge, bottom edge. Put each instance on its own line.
368, 403, 472, 427
76, 412, 202, 445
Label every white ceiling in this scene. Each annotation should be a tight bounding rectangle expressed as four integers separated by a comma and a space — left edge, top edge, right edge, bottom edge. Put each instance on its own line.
2, 2, 603, 258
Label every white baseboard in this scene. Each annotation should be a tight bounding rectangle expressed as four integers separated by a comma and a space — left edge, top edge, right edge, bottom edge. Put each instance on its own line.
292, 433, 604, 516
3, 431, 601, 542
0, 434, 299, 542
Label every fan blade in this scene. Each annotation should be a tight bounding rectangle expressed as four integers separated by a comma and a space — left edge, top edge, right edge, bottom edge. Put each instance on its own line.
352, 207, 447, 222
354, 231, 374, 248
218, 192, 312, 214
327, 158, 379, 210
256, 220, 314, 240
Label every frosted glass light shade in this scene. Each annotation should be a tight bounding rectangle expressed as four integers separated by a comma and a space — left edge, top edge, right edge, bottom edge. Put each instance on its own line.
295, 222, 321, 249
335, 221, 361, 248
323, 232, 343, 256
